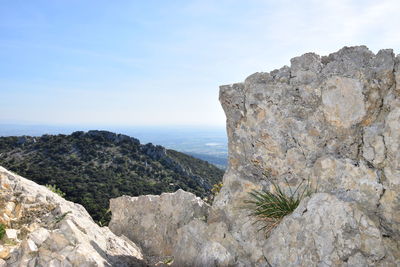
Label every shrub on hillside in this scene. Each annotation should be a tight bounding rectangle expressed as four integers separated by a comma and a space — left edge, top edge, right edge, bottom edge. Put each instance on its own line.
46, 184, 66, 198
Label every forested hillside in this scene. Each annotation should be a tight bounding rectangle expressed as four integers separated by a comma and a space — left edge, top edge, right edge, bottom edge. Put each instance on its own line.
0, 131, 224, 224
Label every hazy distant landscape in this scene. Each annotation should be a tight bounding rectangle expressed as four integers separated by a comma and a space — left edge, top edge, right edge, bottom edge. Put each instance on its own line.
121, 127, 228, 169
0, 124, 228, 169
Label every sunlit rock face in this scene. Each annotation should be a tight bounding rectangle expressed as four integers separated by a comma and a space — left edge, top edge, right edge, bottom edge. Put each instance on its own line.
109, 46, 400, 266
215, 46, 400, 266
0, 167, 145, 266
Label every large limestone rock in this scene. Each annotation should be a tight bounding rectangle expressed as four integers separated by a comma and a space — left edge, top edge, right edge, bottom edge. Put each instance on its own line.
109, 46, 400, 266
109, 189, 209, 257
109, 190, 262, 266
214, 46, 400, 266
264, 193, 395, 266
0, 166, 145, 266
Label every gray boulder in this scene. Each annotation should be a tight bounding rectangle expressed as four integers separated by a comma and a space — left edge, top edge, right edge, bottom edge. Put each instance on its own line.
109, 189, 209, 257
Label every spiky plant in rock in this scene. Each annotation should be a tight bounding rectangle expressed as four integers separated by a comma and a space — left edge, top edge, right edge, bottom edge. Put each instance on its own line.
0, 223, 5, 240
245, 177, 311, 235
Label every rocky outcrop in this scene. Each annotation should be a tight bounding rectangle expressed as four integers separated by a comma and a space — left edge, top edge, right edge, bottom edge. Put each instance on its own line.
214, 46, 400, 266
0, 166, 145, 266
109, 46, 400, 266
140, 143, 214, 190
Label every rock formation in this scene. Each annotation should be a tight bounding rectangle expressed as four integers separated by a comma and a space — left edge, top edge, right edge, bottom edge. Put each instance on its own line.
216, 46, 400, 266
109, 190, 209, 258
0, 166, 145, 266
109, 46, 400, 266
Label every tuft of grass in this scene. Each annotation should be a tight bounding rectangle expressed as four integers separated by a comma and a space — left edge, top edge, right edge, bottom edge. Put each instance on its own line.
211, 182, 223, 195
0, 223, 5, 240
245, 178, 310, 235
54, 211, 72, 224
97, 208, 111, 227
163, 257, 174, 265
45, 184, 66, 198
4, 239, 18, 246
205, 182, 223, 204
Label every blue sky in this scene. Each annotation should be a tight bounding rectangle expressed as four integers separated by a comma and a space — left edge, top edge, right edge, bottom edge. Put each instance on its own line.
1, 0, 399, 127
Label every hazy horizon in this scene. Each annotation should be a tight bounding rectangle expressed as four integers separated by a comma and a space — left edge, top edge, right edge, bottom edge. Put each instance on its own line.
0, 123, 226, 136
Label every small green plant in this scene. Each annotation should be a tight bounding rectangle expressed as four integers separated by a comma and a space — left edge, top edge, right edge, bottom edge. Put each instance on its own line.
205, 182, 223, 204
245, 177, 310, 235
211, 182, 223, 195
45, 184, 66, 198
0, 223, 5, 240
163, 257, 174, 265
54, 211, 72, 224
4, 239, 18, 246
97, 209, 111, 226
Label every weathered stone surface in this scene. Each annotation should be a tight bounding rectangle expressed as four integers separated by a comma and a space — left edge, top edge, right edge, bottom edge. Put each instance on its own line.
321, 76, 366, 128
109, 189, 209, 257
172, 220, 236, 267
264, 193, 394, 266
0, 166, 146, 266
311, 156, 383, 213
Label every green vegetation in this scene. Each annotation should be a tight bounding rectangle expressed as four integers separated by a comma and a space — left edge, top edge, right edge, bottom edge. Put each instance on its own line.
0, 131, 224, 225
205, 182, 223, 204
211, 182, 223, 195
0, 223, 5, 240
46, 184, 66, 197
163, 257, 174, 265
54, 211, 72, 224
245, 178, 310, 235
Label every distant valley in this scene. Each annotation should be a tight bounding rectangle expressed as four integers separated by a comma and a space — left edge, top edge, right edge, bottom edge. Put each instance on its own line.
120, 127, 228, 169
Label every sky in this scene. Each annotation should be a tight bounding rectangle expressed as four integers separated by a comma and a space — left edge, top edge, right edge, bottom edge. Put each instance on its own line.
1, 0, 400, 127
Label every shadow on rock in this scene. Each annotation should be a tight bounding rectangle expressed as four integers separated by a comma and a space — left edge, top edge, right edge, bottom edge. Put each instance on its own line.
90, 240, 149, 267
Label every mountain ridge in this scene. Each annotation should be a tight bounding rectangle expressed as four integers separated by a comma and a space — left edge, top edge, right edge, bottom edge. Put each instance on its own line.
0, 130, 224, 224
